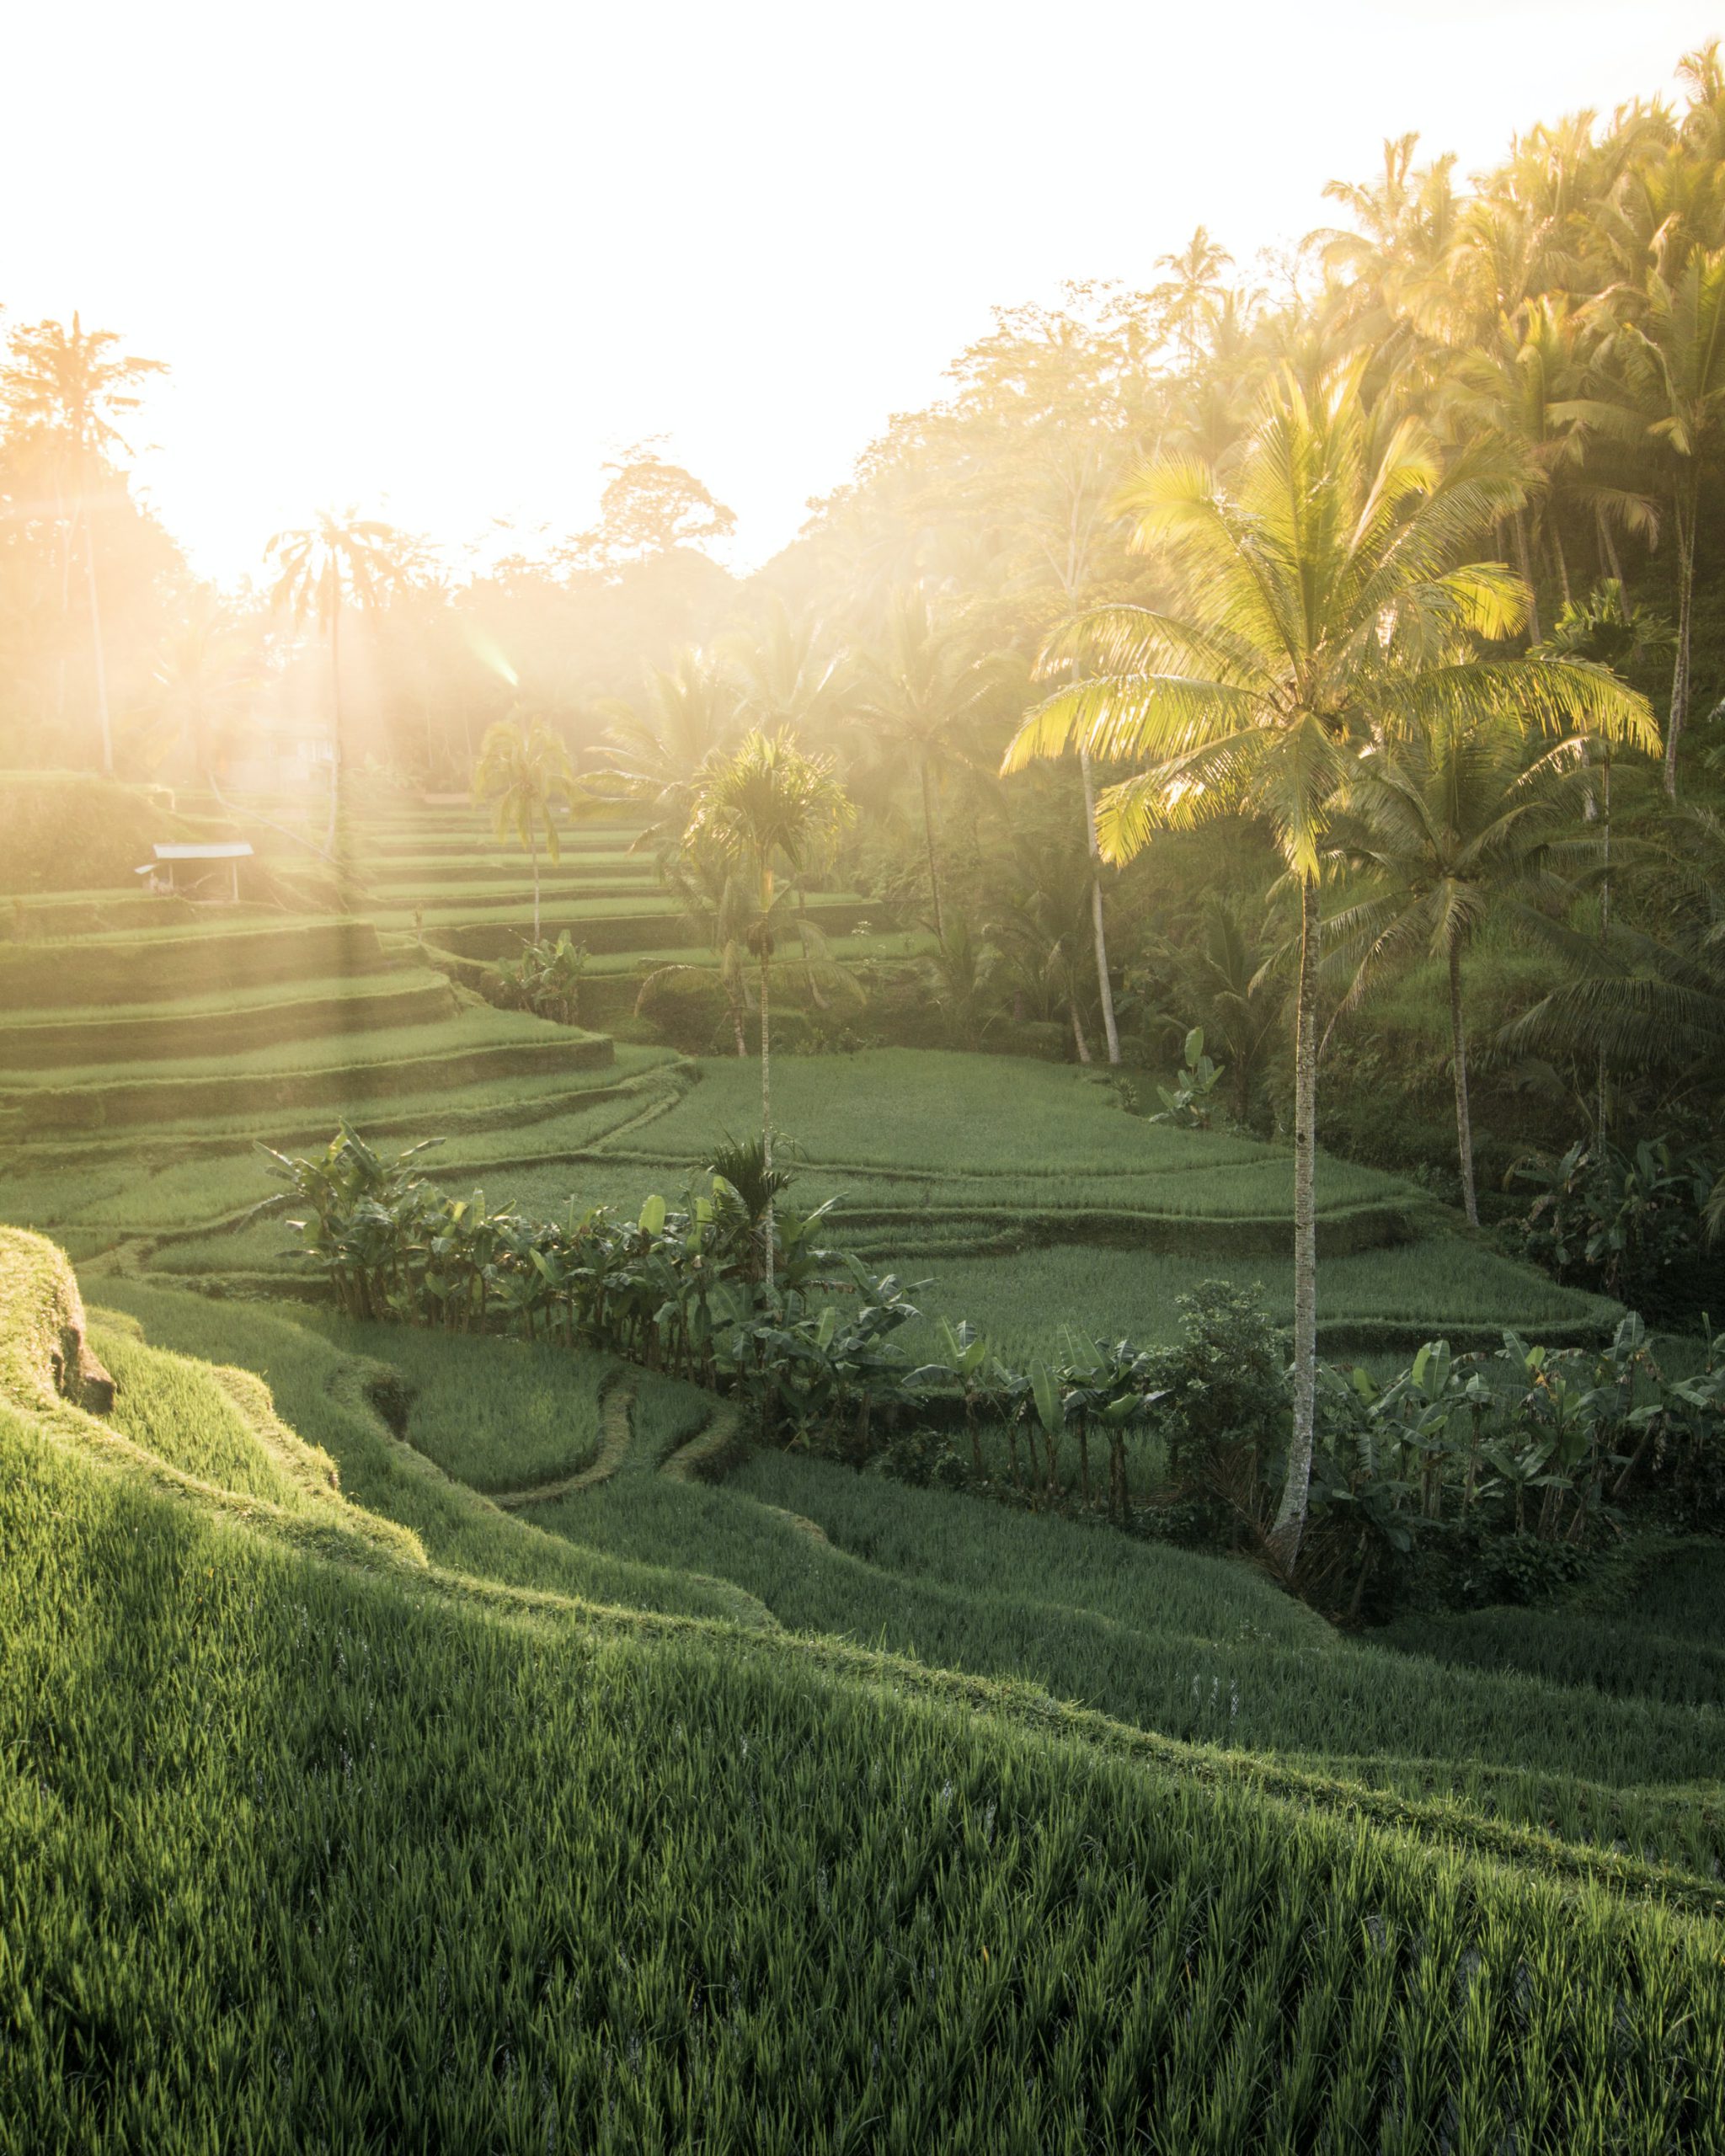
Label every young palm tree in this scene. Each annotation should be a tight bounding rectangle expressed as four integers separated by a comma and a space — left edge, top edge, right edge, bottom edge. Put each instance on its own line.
266, 510, 409, 849
1178, 895, 1286, 1127
638, 847, 757, 1057
683, 729, 853, 1284
472, 712, 579, 940
985, 833, 1103, 1064
0, 314, 166, 773
1323, 717, 1610, 1225
1003, 361, 1652, 1566
855, 590, 998, 947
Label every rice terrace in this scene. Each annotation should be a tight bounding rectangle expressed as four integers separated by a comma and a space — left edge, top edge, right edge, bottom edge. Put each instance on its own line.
7, 13, 1725, 2153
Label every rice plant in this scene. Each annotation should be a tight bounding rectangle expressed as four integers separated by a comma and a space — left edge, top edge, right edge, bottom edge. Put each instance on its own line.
3, 1295, 1723, 2153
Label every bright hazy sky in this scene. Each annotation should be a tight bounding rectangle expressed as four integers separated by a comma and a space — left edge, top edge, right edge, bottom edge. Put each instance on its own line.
7, 1, 1721, 585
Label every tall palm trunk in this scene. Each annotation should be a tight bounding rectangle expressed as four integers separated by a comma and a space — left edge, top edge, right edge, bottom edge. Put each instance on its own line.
1271, 873, 1319, 1569
1511, 511, 1542, 647
1665, 469, 1698, 800
919, 760, 945, 947
759, 931, 774, 1289
1597, 510, 1625, 589
530, 825, 542, 940
795, 884, 828, 1009
79, 502, 114, 776
323, 602, 344, 856
1080, 749, 1121, 1065
1548, 523, 1572, 610
54, 475, 72, 738
1597, 750, 1612, 1138
421, 674, 436, 785
1447, 941, 1479, 1228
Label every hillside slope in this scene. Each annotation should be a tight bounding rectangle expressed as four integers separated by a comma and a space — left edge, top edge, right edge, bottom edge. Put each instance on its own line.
3, 1228, 1723, 2152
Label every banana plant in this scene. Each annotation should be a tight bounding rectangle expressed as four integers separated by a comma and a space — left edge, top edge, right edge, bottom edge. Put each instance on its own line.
907, 1320, 1001, 1479
1057, 1336, 1166, 1513
1151, 1027, 1226, 1130
1362, 1339, 1470, 1519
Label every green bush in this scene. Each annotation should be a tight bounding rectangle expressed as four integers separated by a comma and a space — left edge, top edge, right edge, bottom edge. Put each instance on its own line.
0, 770, 187, 894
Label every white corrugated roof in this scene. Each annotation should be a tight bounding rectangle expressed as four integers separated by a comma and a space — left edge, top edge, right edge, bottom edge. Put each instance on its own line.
151, 842, 254, 860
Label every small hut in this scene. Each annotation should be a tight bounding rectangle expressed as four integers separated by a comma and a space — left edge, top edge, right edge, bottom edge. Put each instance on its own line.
134, 841, 254, 902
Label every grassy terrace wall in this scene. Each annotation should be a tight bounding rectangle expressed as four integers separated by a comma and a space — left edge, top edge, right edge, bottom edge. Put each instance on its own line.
0, 1022, 613, 1134
0, 916, 389, 1006
14, 1039, 1618, 1362
431, 894, 874, 960
0, 969, 459, 1069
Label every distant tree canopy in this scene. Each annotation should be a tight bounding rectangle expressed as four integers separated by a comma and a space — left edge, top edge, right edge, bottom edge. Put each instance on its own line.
5, 44, 1725, 838
570, 443, 738, 573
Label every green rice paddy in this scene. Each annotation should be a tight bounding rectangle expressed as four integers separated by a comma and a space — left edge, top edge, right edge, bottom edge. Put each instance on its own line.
3, 787, 1716, 2145
5, 1229, 1722, 2150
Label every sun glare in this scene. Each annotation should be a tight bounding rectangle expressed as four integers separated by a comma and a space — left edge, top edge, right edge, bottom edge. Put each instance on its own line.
4, 9, 1725, 2153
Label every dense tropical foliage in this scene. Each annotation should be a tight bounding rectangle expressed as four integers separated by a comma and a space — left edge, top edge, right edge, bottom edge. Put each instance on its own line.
256, 1123, 1725, 1606
10, 53, 1725, 1217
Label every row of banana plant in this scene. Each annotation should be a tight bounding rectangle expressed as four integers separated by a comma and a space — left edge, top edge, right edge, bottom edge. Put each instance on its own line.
256, 1128, 1724, 1551
256, 1126, 929, 1434
927, 1305, 1725, 1547
1327, 1319, 1725, 1550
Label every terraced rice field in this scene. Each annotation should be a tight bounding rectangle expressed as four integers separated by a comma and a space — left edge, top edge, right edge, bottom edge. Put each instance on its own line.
4, 979, 1720, 2152
0, 787, 1621, 1362
72, 1270, 1725, 1886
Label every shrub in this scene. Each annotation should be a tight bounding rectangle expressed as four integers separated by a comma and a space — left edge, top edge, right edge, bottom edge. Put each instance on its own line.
0, 771, 184, 895
1142, 1282, 1290, 1518
487, 930, 588, 1025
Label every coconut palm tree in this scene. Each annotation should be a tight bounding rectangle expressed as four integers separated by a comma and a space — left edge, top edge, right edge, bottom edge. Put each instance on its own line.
1445, 297, 1591, 639
1002, 360, 1653, 1566
1578, 238, 1725, 798
683, 730, 853, 1284
0, 314, 166, 773
724, 595, 847, 740
134, 601, 259, 787
855, 589, 999, 947
473, 712, 579, 939
1150, 227, 1235, 370
984, 832, 1102, 1063
991, 419, 1137, 1062
724, 600, 852, 986
595, 649, 740, 857
265, 510, 409, 848
1323, 716, 1602, 1225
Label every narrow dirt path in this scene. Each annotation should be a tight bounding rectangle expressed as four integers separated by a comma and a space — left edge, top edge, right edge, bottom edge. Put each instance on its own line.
492, 1376, 638, 1509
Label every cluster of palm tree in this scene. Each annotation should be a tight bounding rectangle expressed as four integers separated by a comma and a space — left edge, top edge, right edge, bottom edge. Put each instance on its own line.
0, 314, 167, 773
1002, 363, 1653, 1559
590, 600, 1135, 1070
